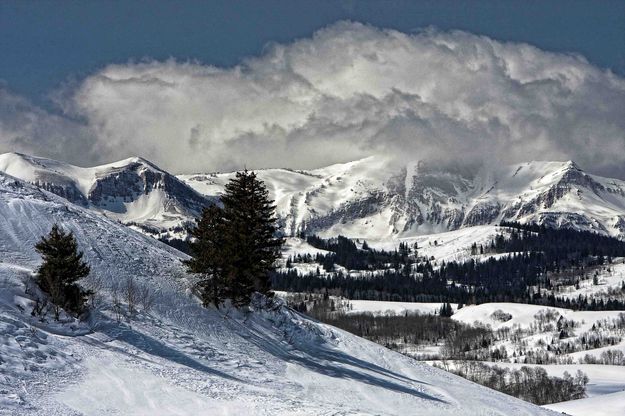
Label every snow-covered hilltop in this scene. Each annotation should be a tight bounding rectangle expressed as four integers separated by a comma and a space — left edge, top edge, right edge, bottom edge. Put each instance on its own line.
0, 171, 557, 415
0, 152, 210, 237
181, 156, 625, 239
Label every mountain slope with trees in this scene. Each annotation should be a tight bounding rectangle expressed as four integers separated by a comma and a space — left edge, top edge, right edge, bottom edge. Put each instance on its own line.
274, 224, 625, 310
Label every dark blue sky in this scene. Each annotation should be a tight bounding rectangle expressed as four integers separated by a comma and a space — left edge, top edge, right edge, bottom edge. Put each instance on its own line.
2, 0, 625, 106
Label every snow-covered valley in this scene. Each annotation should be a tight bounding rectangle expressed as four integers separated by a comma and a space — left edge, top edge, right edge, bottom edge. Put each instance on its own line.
284, 295, 625, 416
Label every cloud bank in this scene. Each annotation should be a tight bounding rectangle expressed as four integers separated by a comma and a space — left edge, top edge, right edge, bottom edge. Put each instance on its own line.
0, 88, 102, 166
2, 22, 625, 176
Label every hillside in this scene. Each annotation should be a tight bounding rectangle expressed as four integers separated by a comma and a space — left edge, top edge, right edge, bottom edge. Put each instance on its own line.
288, 294, 625, 416
0, 172, 556, 415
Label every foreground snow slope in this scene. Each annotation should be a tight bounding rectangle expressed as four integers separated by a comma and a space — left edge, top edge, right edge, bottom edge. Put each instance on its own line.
0, 172, 556, 415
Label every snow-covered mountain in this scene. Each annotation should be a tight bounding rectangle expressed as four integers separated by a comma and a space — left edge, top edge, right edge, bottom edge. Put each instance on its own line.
0, 152, 210, 237
0, 172, 556, 415
4, 151, 625, 243
181, 156, 625, 239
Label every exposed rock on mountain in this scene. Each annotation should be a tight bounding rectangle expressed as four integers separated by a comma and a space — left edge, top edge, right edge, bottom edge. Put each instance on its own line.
0, 152, 210, 237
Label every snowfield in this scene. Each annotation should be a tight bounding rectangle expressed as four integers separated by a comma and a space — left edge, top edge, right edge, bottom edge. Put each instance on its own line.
449, 303, 625, 416
544, 390, 625, 416
0, 172, 557, 415
452, 302, 625, 333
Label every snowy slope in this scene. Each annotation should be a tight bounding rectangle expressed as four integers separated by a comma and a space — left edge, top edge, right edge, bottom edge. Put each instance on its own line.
0, 152, 210, 237
544, 390, 625, 416
0, 172, 556, 415
452, 302, 625, 332
181, 157, 625, 239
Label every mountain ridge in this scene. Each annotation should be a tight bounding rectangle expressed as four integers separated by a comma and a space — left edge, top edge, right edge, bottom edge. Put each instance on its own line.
2, 151, 625, 242
181, 156, 625, 239
0, 152, 211, 237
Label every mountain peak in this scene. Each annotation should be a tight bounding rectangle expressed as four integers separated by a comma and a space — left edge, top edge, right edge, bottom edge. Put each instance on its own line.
0, 151, 53, 165
0, 152, 209, 236
563, 160, 581, 171
101, 155, 162, 172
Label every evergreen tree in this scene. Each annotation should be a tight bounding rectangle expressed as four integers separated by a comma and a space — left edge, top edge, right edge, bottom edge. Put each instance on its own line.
439, 302, 453, 317
35, 224, 91, 317
186, 170, 284, 307
186, 205, 230, 306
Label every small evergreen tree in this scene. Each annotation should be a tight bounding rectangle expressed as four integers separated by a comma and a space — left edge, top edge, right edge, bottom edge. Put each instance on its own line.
186, 170, 284, 307
35, 224, 91, 317
439, 302, 453, 317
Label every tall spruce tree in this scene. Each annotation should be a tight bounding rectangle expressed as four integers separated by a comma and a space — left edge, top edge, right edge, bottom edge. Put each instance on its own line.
186, 170, 284, 307
35, 224, 91, 317
186, 205, 229, 306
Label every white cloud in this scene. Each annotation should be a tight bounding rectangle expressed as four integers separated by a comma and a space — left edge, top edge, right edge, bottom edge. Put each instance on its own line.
3, 22, 625, 177
0, 88, 99, 165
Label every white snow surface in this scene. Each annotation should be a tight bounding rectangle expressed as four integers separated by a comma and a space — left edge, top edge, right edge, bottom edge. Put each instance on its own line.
544, 390, 625, 416
452, 302, 625, 333
0, 172, 556, 415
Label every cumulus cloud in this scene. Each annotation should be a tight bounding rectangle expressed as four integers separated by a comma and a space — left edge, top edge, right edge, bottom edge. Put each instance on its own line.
3, 22, 625, 176
0, 88, 100, 165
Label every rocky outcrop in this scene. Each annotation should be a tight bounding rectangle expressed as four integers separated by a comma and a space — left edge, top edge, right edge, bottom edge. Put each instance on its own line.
88, 161, 208, 216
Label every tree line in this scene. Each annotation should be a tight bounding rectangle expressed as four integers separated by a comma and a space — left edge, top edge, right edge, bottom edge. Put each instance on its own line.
434, 361, 588, 405
274, 224, 625, 310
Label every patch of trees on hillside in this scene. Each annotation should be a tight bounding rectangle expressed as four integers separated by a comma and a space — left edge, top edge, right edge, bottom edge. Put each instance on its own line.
274, 224, 625, 310
435, 361, 588, 405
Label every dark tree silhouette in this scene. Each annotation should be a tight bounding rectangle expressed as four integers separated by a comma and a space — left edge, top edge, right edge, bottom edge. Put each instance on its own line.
35, 224, 91, 317
186, 170, 284, 307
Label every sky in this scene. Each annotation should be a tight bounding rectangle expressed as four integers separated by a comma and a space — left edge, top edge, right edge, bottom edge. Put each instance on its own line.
1, 1, 624, 176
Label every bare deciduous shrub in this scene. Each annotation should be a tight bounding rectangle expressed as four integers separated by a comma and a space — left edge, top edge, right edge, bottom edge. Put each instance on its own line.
85, 275, 105, 309
110, 282, 123, 322
124, 277, 139, 317
138, 285, 157, 313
